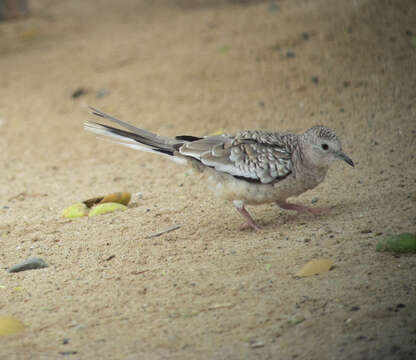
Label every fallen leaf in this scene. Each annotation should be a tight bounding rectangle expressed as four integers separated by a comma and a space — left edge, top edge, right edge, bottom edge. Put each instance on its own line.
83, 192, 131, 208
62, 203, 88, 218
295, 258, 334, 277
376, 232, 416, 253
287, 315, 306, 326
265, 264, 272, 271
0, 316, 25, 336
83, 196, 104, 208
88, 202, 127, 217
19, 28, 40, 41
99, 192, 131, 206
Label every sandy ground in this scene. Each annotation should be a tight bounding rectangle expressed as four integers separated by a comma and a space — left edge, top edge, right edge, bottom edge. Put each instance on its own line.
1, 0, 416, 359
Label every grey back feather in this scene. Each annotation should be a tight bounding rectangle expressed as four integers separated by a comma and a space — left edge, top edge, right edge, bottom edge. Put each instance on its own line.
180, 131, 296, 184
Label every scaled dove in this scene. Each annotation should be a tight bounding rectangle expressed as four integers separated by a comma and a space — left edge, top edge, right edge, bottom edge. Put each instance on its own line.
85, 107, 354, 230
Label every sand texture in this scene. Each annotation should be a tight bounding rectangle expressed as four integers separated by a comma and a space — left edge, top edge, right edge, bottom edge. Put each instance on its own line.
1, 0, 416, 359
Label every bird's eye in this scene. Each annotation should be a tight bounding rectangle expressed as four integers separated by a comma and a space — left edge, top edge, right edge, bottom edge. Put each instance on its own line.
321, 143, 329, 150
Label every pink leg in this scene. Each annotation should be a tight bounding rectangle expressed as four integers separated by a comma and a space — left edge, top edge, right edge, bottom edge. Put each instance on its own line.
234, 202, 261, 231
277, 201, 330, 215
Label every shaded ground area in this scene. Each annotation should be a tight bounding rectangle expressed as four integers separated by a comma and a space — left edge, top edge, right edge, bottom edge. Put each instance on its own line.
1, 0, 415, 359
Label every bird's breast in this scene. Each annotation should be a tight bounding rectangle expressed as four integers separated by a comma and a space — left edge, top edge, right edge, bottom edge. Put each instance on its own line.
203, 168, 305, 205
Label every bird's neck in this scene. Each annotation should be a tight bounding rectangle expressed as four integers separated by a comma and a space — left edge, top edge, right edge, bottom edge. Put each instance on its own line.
293, 143, 329, 189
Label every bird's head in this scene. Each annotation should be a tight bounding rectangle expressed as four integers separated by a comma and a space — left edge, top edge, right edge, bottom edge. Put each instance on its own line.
302, 126, 354, 168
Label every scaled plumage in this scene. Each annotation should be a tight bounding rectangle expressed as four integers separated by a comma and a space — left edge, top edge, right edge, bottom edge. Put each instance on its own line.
85, 107, 354, 230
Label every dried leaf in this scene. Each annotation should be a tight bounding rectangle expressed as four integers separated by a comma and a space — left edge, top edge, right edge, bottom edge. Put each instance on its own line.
99, 192, 131, 206
295, 258, 334, 277
0, 316, 24, 336
83, 196, 104, 208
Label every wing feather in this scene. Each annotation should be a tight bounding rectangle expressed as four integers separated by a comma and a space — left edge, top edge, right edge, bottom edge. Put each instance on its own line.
179, 131, 295, 183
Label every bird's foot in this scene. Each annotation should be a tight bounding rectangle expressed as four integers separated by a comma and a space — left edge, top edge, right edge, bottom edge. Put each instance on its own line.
234, 203, 261, 231
239, 221, 261, 231
277, 202, 330, 216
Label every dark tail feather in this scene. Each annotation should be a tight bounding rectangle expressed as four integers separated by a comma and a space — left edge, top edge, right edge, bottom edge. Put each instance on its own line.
85, 107, 186, 156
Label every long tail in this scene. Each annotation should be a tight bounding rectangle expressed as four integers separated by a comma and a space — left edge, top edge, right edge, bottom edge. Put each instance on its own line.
84, 107, 186, 161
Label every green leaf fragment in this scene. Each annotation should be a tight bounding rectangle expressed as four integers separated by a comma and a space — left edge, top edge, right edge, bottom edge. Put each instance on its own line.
376, 233, 416, 253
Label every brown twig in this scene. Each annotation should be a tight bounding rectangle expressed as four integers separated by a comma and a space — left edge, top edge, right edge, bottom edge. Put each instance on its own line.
146, 225, 182, 238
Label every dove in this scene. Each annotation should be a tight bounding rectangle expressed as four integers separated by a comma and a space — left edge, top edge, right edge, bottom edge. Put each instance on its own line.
85, 107, 354, 230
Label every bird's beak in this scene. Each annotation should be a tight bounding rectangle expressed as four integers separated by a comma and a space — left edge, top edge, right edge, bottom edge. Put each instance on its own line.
336, 152, 354, 167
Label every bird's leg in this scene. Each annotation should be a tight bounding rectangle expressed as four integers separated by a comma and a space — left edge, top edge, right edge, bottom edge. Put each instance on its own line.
233, 201, 260, 231
276, 201, 330, 215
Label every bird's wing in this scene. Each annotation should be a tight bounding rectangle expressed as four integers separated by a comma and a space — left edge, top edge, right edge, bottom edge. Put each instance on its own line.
179, 131, 293, 184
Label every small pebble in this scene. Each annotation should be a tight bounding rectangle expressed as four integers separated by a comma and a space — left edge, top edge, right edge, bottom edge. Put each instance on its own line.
134, 192, 143, 200
59, 351, 78, 356
311, 197, 319, 204
8, 257, 48, 273
286, 51, 296, 58
311, 76, 319, 84
96, 88, 110, 98
350, 306, 360, 311
250, 339, 266, 348
71, 88, 86, 99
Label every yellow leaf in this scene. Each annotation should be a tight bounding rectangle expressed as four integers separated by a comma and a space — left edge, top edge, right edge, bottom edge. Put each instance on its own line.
19, 28, 40, 41
295, 258, 334, 277
62, 203, 88, 218
0, 316, 25, 336
88, 202, 127, 217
